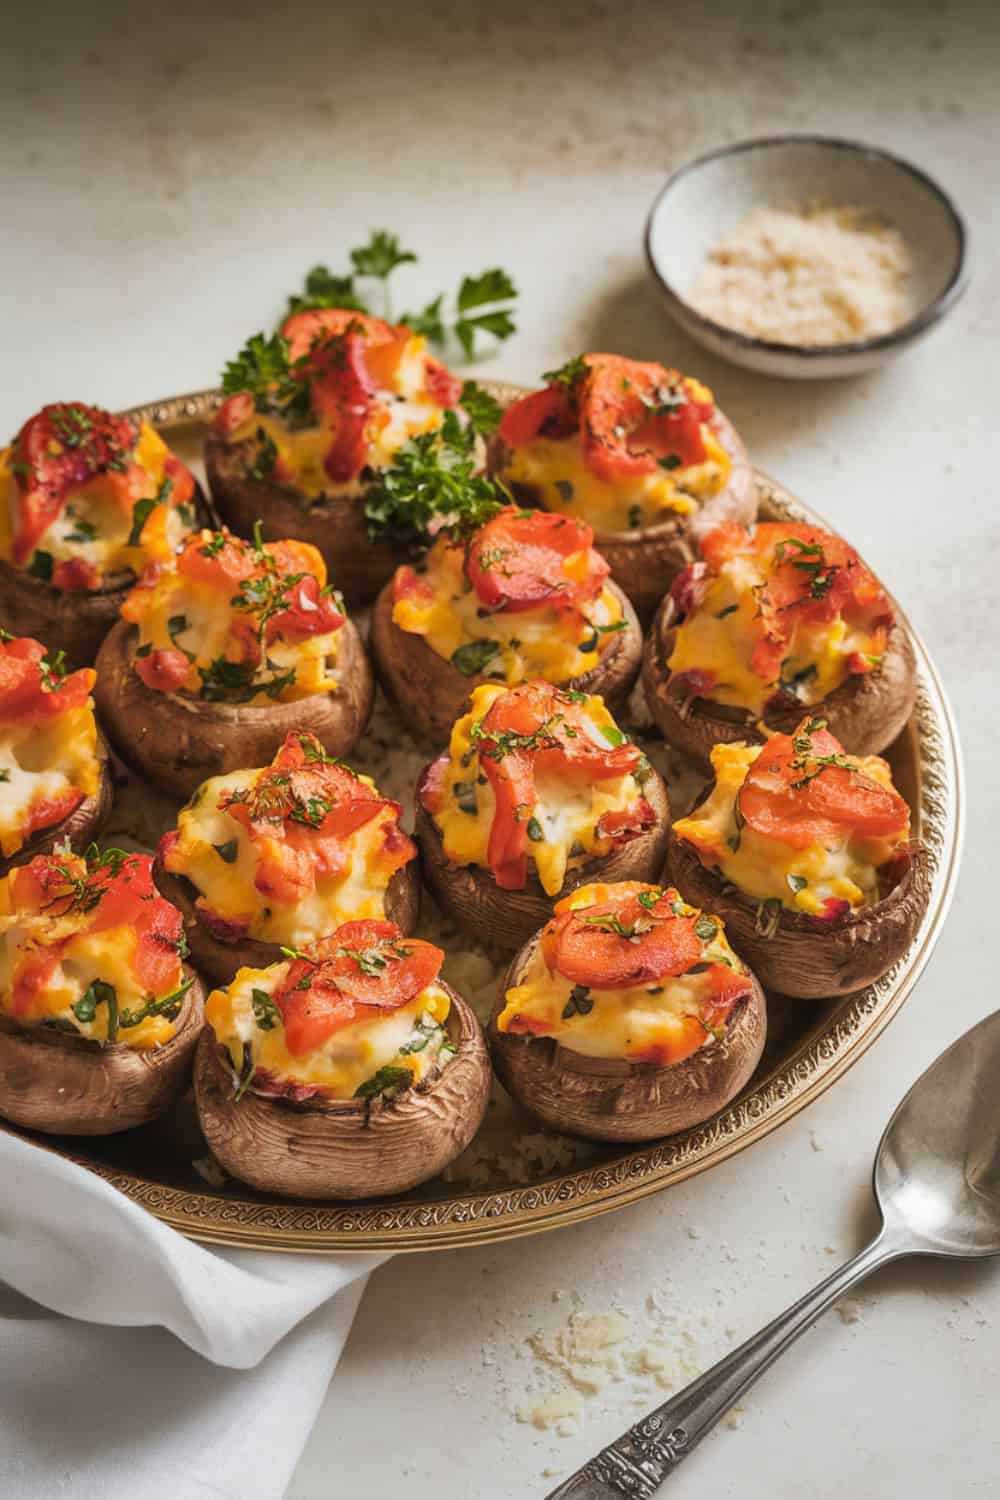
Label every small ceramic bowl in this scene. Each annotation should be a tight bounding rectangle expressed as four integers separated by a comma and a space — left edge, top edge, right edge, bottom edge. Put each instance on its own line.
645, 135, 968, 379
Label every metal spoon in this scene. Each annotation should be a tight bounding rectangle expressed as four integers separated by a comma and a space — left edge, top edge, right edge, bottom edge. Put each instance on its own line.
546, 1009, 1000, 1498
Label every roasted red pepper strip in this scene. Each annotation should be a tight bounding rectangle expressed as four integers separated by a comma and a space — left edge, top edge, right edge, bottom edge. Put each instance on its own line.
0, 636, 94, 727
465, 507, 608, 613
8, 404, 139, 564
737, 719, 910, 852
545, 886, 702, 990
472, 683, 643, 890
698, 522, 893, 687
273, 920, 442, 1055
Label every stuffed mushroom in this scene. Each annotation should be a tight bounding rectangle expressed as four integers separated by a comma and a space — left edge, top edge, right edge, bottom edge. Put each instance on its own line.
0, 847, 204, 1135
487, 353, 755, 619
205, 308, 464, 605
195, 919, 490, 1198
154, 729, 420, 985
0, 632, 112, 876
642, 520, 917, 768
0, 401, 205, 667
416, 681, 671, 954
372, 505, 642, 742
667, 716, 931, 999
489, 880, 765, 1141
94, 526, 374, 799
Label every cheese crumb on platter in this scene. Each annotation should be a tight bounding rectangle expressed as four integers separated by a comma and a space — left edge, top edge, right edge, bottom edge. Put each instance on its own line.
691, 202, 912, 346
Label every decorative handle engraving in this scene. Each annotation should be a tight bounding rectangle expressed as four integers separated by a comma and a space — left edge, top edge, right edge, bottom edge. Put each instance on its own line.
545, 1231, 903, 1497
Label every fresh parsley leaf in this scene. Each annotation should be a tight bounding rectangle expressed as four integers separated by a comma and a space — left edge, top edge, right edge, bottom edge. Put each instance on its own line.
562, 985, 594, 1019
222, 332, 313, 424
526, 816, 545, 842
354, 1064, 413, 1100
286, 263, 368, 316
601, 725, 625, 747
364, 417, 503, 547
787, 874, 808, 894
402, 293, 445, 344
350, 230, 417, 281
694, 916, 718, 942
543, 354, 588, 389
637, 889, 660, 911
459, 379, 503, 436
251, 987, 280, 1030
250, 428, 278, 481
658, 453, 682, 471
451, 639, 500, 676
213, 839, 239, 863
72, 978, 119, 1041
27, 550, 53, 582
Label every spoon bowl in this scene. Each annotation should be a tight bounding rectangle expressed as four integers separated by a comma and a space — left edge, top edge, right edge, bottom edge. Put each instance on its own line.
875, 1009, 1000, 1259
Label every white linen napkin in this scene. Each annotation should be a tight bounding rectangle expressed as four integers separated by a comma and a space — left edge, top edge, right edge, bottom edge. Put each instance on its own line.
0, 1130, 383, 1500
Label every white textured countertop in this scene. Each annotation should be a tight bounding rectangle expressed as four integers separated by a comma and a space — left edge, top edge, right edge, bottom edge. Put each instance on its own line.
3, 2, 998, 1495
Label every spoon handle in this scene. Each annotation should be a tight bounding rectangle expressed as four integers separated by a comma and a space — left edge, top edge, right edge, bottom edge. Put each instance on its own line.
545, 1232, 903, 1498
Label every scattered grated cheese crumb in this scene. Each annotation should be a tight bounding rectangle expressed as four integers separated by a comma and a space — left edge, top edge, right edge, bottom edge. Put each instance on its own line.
517, 1392, 583, 1432
691, 203, 912, 346
192, 1154, 229, 1188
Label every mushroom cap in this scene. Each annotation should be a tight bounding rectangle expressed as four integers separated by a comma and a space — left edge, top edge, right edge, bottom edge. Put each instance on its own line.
370, 577, 643, 745
488, 931, 766, 1141
0, 727, 114, 878
204, 431, 397, 607
666, 829, 932, 999
642, 585, 918, 771
94, 615, 375, 801
0, 970, 205, 1136
152, 857, 420, 988
194, 981, 491, 1198
0, 481, 212, 668
415, 764, 672, 956
487, 405, 757, 622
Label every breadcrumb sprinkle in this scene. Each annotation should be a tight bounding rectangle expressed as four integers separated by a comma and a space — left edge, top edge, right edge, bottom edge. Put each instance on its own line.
692, 203, 912, 346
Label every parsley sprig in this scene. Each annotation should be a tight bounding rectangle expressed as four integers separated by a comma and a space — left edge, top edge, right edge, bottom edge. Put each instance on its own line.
285, 229, 518, 358
363, 408, 503, 546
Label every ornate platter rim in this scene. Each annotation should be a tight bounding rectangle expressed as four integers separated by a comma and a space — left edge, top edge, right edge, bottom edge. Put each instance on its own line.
1, 385, 964, 1253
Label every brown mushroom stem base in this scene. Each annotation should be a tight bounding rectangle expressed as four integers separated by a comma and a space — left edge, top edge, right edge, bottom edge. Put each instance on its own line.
667, 833, 932, 999
194, 986, 491, 1198
415, 768, 672, 955
152, 859, 421, 987
370, 579, 643, 745
94, 617, 375, 801
489, 938, 766, 1141
0, 975, 205, 1136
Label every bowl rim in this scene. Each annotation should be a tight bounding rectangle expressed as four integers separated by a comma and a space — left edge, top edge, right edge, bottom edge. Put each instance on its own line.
644, 133, 970, 361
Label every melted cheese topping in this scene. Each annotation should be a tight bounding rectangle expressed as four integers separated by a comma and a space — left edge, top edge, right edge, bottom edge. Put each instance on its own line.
0, 423, 189, 576
497, 883, 747, 1060
500, 423, 729, 534
171, 767, 406, 946
392, 538, 624, 684
429, 685, 647, 897
0, 703, 100, 858
668, 552, 881, 717
672, 741, 907, 914
0, 894, 184, 1050
206, 961, 453, 1098
226, 337, 447, 502
126, 549, 342, 703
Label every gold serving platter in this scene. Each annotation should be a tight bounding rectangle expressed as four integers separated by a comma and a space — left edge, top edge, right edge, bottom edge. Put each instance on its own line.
0, 384, 963, 1252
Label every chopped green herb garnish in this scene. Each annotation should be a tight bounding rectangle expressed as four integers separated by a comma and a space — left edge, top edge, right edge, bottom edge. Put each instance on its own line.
354, 1065, 413, 1101
213, 839, 239, 863
451, 639, 501, 677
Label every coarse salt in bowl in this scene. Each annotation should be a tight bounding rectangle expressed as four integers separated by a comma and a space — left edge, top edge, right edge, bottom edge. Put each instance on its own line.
645, 135, 969, 379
